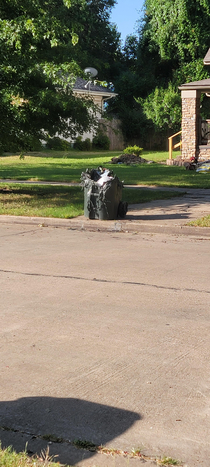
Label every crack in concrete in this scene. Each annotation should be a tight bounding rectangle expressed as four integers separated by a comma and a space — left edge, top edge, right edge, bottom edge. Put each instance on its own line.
0, 426, 183, 465
0, 268, 210, 295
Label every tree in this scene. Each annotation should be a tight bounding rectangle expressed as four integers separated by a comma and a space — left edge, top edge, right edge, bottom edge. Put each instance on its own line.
134, 0, 210, 138
66, 0, 122, 82
139, 83, 182, 133
143, 0, 210, 62
0, 0, 104, 151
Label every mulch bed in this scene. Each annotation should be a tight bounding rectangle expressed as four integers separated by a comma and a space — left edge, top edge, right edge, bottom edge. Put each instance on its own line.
110, 153, 153, 165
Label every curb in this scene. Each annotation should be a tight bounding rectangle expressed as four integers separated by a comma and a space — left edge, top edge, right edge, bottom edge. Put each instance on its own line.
0, 214, 210, 237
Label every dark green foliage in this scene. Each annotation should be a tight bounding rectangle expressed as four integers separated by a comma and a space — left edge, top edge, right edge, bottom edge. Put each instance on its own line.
136, 0, 210, 135
73, 136, 84, 150
74, 137, 92, 150
46, 137, 71, 151
108, 1, 210, 146
83, 138, 92, 150
92, 132, 110, 149
0, 0, 120, 151
69, 0, 121, 82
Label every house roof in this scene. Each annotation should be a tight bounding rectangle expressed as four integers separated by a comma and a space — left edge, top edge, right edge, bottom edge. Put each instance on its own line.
204, 48, 210, 65
73, 78, 117, 98
179, 78, 210, 91
178, 48, 210, 90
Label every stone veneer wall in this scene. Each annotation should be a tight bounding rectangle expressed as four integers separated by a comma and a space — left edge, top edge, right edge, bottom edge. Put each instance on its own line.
181, 90, 201, 160
198, 146, 210, 160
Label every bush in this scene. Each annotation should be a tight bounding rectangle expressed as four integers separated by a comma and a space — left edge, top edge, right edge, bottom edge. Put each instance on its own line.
123, 145, 143, 156
3, 136, 43, 152
74, 137, 92, 151
46, 137, 71, 151
92, 132, 110, 150
73, 136, 84, 150
83, 138, 92, 150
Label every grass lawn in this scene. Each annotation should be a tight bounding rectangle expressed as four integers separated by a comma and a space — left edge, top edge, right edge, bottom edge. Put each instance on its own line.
0, 149, 209, 220
0, 149, 210, 188
0, 184, 183, 218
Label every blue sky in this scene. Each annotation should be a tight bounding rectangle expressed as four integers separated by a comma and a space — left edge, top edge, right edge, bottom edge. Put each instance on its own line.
110, 0, 145, 44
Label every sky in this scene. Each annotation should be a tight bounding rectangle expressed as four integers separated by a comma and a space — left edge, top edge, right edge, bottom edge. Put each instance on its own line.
110, 0, 145, 44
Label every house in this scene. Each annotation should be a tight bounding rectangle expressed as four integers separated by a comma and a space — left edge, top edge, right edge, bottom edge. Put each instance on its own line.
71, 78, 124, 150
73, 77, 117, 117
179, 48, 210, 161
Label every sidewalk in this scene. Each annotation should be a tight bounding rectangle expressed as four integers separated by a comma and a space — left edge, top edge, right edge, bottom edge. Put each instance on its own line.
0, 186, 210, 237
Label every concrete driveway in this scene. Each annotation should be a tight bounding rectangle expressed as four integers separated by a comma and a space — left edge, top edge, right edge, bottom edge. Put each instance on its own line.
0, 213, 210, 467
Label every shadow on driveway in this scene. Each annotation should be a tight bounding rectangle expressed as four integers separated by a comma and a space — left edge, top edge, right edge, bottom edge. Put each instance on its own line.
0, 397, 140, 464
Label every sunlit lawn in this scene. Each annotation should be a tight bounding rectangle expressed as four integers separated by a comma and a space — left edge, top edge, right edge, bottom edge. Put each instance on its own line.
0, 149, 209, 220
0, 149, 210, 188
0, 184, 183, 218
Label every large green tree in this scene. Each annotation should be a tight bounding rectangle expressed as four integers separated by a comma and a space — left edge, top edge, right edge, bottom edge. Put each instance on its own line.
68, 0, 122, 81
0, 0, 120, 151
137, 0, 210, 135
143, 0, 210, 62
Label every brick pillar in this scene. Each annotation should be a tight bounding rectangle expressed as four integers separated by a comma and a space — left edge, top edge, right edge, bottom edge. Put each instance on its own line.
181, 90, 201, 159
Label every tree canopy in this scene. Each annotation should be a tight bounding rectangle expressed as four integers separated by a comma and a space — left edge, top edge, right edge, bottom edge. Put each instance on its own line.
143, 0, 210, 62
109, 0, 210, 145
2, 0, 210, 150
0, 0, 120, 151
136, 0, 210, 137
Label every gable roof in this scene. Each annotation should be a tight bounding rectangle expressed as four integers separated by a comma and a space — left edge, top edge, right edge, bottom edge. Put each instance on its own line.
204, 48, 210, 65
179, 78, 210, 91
73, 78, 117, 98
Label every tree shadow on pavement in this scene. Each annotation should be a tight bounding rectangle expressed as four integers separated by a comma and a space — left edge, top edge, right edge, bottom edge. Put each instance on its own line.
0, 397, 140, 464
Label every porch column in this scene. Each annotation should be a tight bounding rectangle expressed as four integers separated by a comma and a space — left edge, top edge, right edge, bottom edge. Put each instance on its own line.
181, 89, 201, 159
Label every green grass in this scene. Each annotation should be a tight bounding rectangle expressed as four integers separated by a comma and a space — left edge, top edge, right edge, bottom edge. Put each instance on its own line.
0, 184, 84, 218
1, 149, 210, 188
188, 214, 210, 227
0, 184, 183, 218
0, 444, 183, 467
158, 456, 180, 466
0, 149, 209, 221
0, 444, 59, 467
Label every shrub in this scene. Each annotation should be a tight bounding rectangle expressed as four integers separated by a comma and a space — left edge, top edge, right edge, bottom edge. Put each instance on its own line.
92, 132, 110, 150
83, 138, 92, 150
73, 136, 84, 150
3, 136, 43, 152
46, 137, 71, 151
123, 145, 143, 156
73, 137, 92, 151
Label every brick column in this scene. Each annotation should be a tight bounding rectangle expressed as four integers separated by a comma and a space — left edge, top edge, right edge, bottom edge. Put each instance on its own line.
181, 90, 201, 159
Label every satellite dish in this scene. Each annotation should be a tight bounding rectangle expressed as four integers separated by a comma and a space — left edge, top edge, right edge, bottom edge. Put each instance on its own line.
84, 67, 98, 78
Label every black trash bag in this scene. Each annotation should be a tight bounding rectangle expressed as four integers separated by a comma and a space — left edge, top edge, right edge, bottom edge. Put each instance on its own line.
81, 168, 128, 220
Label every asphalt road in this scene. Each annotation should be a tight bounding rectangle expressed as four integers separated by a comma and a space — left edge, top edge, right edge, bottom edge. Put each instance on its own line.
0, 221, 210, 467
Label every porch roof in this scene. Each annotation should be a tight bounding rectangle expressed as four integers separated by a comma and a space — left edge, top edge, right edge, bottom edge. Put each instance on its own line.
204, 47, 210, 65
179, 78, 210, 91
